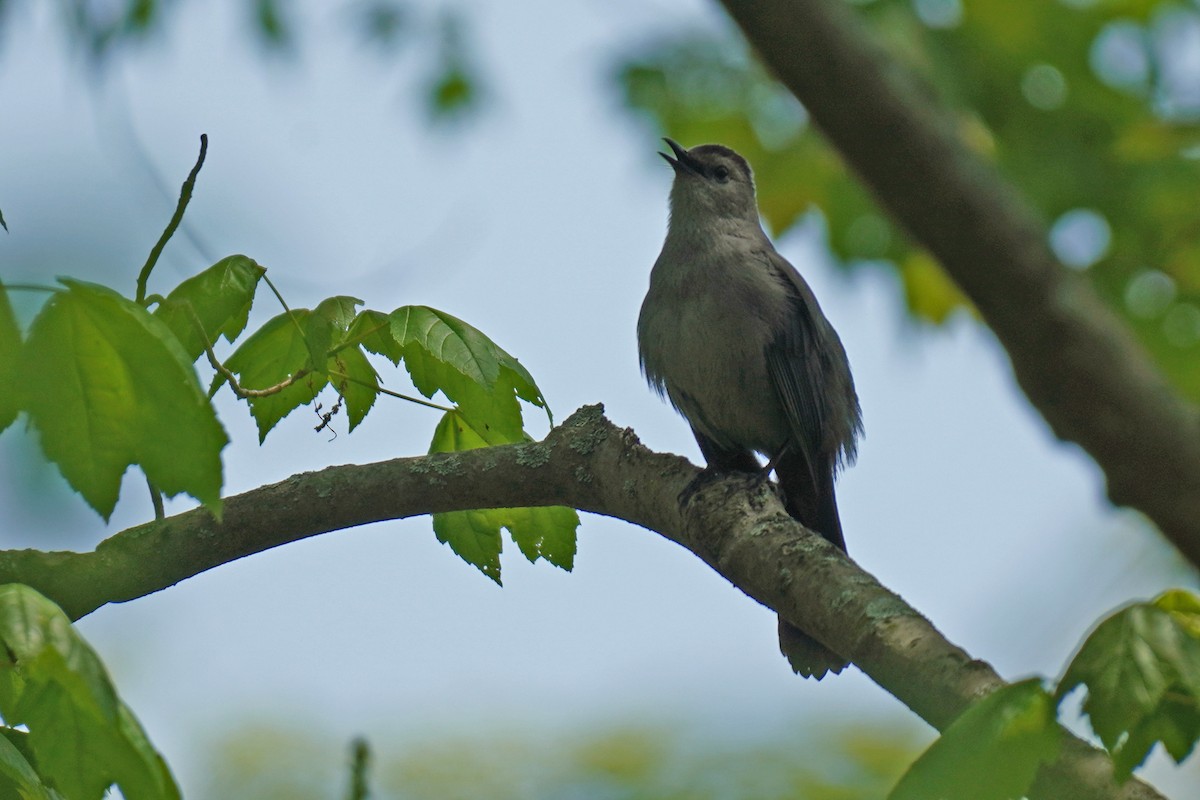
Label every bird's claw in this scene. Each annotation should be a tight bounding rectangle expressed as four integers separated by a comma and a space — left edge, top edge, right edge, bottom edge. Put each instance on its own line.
679, 466, 772, 508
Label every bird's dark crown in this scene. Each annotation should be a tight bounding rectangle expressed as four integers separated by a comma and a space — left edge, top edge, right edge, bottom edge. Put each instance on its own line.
685, 144, 754, 183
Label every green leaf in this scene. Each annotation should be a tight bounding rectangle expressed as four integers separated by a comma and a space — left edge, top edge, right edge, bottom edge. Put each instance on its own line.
152, 255, 265, 361
1057, 591, 1200, 778
306, 296, 363, 366
347, 309, 403, 364
404, 310, 566, 581
889, 679, 1061, 800
224, 310, 328, 442
224, 298, 374, 439
1155, 588, 1200, 637
0, 729, 57, 800
392, 305, 502, 386
392, 305, 550, 436
19, 280, 227, 519
328, 345, 378, 432
428, 407, 491, 452
432, 508, 504, 585
312, 297, 362, 340
0, 584, 179, 800
437, 363, 528, 445
1115, 693, 1200, 777
494, 505, 578, 571
0, 283, 21, 432
313, 295, 364, 331
108, 703, 181, 800
428, 411, 503, 582
428, 411, 579, 580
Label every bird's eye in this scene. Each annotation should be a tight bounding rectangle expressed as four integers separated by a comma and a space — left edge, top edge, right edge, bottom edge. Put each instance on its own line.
712, 165, 731, 183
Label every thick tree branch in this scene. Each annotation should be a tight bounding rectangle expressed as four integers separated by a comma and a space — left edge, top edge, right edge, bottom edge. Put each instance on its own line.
718, 0, 1200, 564
0, 407, 1164, 800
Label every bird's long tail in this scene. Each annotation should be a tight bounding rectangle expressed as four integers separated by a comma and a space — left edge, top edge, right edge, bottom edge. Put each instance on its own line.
777, 452, 849, 679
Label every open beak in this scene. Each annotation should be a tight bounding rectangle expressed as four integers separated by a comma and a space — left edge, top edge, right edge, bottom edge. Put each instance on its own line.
659, 138, 697, 174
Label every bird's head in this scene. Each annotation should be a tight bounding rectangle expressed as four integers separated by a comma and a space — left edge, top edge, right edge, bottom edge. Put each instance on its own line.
660, 138, 759, 224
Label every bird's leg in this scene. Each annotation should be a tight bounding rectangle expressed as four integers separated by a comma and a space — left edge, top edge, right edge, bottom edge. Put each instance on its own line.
680, 468, 766, 510
760, 442, 791, 481
692, 428, 761, 474
680, 429, 764, 507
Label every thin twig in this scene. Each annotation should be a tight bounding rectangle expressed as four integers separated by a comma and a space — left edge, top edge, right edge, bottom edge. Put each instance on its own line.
182, 303, 310, 399
136, 134, 208, 305
208, 352, 310, 399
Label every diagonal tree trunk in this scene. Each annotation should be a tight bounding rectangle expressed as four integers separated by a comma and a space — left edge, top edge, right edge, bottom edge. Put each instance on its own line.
718, 0, 1200, 565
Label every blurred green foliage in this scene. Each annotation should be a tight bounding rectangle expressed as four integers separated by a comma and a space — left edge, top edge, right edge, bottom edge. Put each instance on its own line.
616, 0, 1200, 398
8, 2, 1200, 794
251, 0, 290, 48
52, 0, 168, 59
19, 0, 486, 122
423, 8, 485, 125
200, 720, 926, 800
32, 1, 1200, 395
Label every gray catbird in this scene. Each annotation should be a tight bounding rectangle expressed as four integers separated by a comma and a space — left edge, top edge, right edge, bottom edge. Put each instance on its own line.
637, 139, 862, 679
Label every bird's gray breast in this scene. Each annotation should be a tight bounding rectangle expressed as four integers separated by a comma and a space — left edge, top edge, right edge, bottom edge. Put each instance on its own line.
637, 245, 792, 456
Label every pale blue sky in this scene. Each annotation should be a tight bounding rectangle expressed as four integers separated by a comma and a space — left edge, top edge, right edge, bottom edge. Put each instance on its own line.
1, 0, 1195, 795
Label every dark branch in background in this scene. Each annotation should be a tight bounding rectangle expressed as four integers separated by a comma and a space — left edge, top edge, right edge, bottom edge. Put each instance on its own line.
718, 0, 1200, 564
345, 738, 371, 800
0, 408, 1163, 800
135, 134, 208, 305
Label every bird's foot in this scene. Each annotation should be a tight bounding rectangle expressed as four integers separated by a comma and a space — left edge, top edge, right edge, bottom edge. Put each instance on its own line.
756, 461, 776, 486
678, 467, 728, 508
679, 466, 768, 509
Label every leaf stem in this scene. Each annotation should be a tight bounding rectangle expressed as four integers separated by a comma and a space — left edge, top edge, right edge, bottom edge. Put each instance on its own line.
136, 134, 208, 305
261, 272, 294, 316
328, 369, 453, 412
1, 283, 61, 293
260, 274, 318, 363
